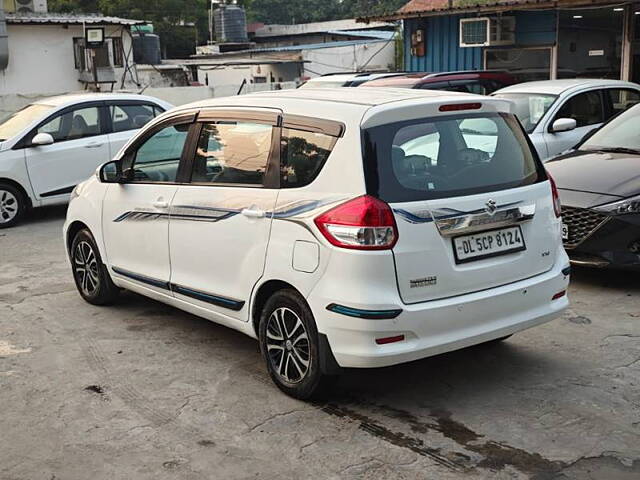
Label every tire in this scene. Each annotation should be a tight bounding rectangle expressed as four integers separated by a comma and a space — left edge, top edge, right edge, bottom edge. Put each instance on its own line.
70, 229, 119, 306
0, 182, 27, 228
259, 289, 336, 400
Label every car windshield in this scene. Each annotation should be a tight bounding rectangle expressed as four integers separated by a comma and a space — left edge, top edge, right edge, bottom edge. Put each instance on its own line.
580, 103, 640, 152
363, 112, 544, 202
0, 104, 54, 141
492, 93, 557, 133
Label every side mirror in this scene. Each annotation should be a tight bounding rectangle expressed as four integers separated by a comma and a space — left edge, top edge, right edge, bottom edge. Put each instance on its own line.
550, 118, 577, 134
31, 132, 54, 146
99, 160, 124, 183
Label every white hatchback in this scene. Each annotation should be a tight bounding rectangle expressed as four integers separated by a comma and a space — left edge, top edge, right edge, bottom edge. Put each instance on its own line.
492, 79, 640, 161
64, 88, 570, 399
0, 93, 172, 227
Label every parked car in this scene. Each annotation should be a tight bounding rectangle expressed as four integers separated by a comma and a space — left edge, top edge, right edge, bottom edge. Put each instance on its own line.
0, 93, 173, 228
492, 79, 640, 161
546, 103, 640, 270
360, 70, 517, 94
298, 71, 406, 88
64, 88, 570, 399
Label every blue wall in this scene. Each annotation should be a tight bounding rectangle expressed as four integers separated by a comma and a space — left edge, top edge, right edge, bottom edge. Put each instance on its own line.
404, 11, 558, 72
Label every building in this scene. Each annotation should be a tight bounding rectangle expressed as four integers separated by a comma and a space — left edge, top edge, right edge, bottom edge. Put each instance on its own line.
0, 12, 143, 96
363, 0, 640, 83
192, 18, 397, 88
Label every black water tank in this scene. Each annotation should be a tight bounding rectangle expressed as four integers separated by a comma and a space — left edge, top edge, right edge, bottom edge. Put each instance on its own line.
214, 5, 248, 43
132, 33, 162, 65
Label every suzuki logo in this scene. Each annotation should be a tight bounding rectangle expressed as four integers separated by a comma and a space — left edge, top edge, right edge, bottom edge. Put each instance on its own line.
485, 199, 497, 215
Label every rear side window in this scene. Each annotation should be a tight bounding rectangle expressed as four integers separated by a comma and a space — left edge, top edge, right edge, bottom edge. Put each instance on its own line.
363, 112, 543, 203
111, 104, 162, 133
606, 89, 640, 116
554, 91, 604, 127
280, 128, 337, 188
191, 122, 273, 185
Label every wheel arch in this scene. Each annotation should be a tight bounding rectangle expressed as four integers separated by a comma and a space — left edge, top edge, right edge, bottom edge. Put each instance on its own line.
66, 220, 91, 254
251, 279, 301, 337
0, 177, 33, 209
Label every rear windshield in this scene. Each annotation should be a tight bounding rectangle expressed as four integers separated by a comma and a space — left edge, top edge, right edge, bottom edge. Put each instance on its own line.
362, 112, 544, 203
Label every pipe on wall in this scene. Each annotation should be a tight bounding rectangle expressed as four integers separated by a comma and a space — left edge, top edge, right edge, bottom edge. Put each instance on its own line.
0, 5, 8, 70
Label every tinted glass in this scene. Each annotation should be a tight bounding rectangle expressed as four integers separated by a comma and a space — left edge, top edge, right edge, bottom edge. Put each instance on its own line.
281, 128, 336, 188
191, 122, 273, 185
581, 103, 640, 151
131, 124, 189, 182
111, 104, 159, 132
492, 93, 557, 133
0, 104, 54, 141
363, 113, 543, 202
37, 106, 102, 142
555, 91, 604, 127
606, 88, 640, 116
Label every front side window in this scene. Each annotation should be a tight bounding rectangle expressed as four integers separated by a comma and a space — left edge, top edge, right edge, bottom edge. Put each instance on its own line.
492, 93, 557, 133
280, 128, 336, 188
555, 91, 604, 127
111, 104, 161, 133
130, 123, 189, 182
37, 106, 102, 142
363, 112, 543, 202
191, 122, 273, 185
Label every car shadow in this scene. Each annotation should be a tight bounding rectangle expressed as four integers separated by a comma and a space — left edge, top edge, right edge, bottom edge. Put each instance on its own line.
24, 204, 68, 225
569, 264, 640, 292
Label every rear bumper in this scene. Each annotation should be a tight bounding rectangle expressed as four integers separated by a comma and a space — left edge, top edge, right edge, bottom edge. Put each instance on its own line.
309, 255, 570, 369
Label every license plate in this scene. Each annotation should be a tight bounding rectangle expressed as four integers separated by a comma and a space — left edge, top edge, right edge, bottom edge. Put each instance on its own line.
453, 226, 526, 264
561, 223, 569, 241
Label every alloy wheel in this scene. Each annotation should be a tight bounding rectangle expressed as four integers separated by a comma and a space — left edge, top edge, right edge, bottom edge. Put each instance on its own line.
0, 189, 18, 224
265, 307, 310, 383
74, 241, 100, 296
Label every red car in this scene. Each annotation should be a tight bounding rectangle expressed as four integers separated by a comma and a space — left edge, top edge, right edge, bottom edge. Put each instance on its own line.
361, 70, 517, 95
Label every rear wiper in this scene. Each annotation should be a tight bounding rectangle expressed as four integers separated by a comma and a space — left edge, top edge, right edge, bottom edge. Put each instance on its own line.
586, 147, 640, 155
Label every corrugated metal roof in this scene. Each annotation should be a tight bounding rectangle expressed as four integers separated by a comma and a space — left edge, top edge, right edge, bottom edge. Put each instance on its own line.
250, 37, 391, 54
5, 13, 144, 26
327, 30, 395, 40
359, 0, 624, 21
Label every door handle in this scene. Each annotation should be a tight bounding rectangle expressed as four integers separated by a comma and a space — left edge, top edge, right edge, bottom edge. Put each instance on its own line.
153, 200, 169, 209
84, 142, 103, 148
241, 208, 265, 218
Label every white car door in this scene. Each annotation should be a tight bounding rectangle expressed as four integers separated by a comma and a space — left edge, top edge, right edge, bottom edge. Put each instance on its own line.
106, 102, 166, 158
102, 112, 195, 291
167, 110, 281, 321
542, 89, 604, 159
24, 103, 110, 202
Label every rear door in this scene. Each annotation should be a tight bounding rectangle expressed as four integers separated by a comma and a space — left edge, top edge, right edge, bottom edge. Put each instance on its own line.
363, 106, 557, 303
167, 109, 281, 321
24, 102, 110, 201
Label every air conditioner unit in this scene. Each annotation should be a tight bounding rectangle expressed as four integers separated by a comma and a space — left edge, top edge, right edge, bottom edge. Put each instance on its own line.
460, 17, 515, 47
13, 0, 48, 13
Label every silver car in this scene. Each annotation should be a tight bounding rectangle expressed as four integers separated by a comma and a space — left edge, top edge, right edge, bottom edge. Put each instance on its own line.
493, 79, 640, 161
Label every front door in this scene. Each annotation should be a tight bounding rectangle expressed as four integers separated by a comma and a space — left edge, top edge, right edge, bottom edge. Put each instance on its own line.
102, 117, 193, 291
25, 103, 110, 202
168, 111, 280, 321
543, 89, 604, 158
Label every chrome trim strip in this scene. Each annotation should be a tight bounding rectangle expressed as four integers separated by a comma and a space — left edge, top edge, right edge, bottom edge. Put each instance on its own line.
435, 204, 536, 237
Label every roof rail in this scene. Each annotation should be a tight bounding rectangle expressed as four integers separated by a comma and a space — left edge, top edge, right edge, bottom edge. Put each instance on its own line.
320, 70, 393, 77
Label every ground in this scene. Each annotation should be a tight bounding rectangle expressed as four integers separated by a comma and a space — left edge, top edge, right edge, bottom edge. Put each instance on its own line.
1, 206, 639, 480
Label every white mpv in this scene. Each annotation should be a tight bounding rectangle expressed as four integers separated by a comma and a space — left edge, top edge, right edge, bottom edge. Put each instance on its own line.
64, 88, 571, 399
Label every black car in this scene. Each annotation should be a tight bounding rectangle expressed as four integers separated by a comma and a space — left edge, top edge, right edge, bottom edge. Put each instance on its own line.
546, 103, 640, 270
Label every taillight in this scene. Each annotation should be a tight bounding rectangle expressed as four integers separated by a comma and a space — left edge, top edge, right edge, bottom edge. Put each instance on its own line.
547, 172, 562, 218
314, 195, 398, 250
